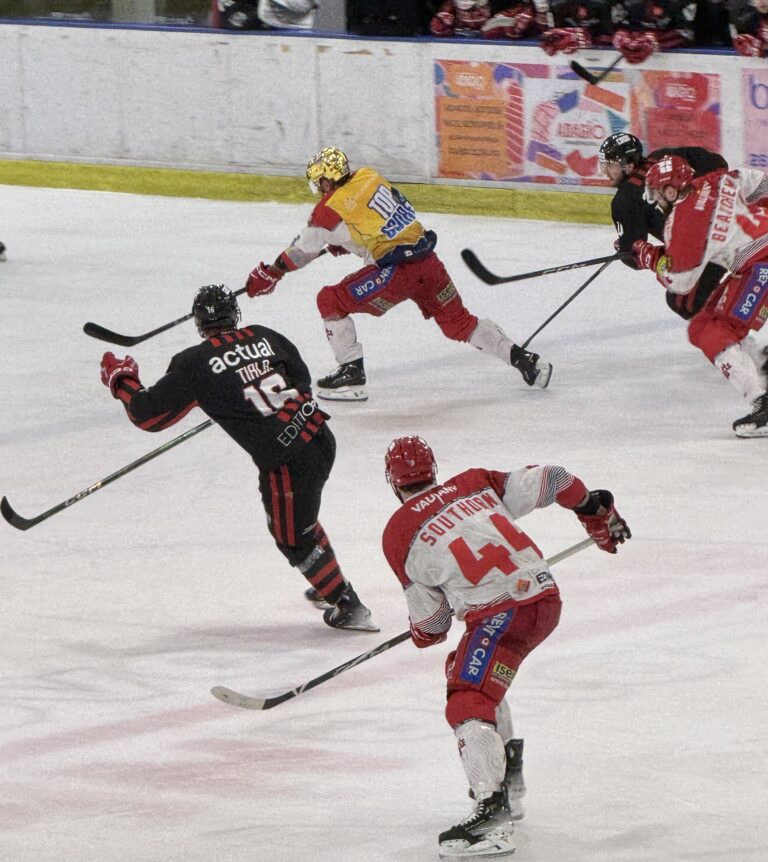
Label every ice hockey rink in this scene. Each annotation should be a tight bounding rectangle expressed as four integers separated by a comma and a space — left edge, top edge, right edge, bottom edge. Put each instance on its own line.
1, 184, 766, 862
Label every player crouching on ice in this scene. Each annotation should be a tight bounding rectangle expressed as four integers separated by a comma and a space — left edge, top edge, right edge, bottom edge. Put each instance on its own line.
632, 156, 768, 438
381, 436, 630, 858
99, 284, 378, 632
244, 147, 552, 402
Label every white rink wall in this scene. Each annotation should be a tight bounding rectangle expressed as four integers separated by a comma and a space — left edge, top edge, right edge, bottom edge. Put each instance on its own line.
1, 24, 767, 184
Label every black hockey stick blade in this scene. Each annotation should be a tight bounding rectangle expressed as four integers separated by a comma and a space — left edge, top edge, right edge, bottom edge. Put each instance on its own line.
211, 538, 596, 711
461, 248, 630, 285
0, 496, 42, 531
83, 287, 250, 347
570, 55, 623, 86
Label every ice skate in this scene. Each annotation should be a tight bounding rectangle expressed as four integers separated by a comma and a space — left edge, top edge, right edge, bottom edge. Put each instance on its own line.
0, 242, 6, 262
316, 359, 367, 402
304, 586, 332, 609
510, 345, 551, 389
439, 791, 516, 859
733, 392, 768, 438
323, 584, 380, 632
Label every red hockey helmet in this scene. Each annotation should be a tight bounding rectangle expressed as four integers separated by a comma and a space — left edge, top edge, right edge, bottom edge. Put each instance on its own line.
644, 155, 695, 205
385, 436, 437, 500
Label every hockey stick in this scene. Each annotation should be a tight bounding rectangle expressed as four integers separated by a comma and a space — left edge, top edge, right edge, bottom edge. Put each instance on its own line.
210, 536, 595, 711
570, 54, 623, 86
1, 419, 214, 531
83, 288, 249, 347
461, 249, 628, 285
522, 259, 613, 348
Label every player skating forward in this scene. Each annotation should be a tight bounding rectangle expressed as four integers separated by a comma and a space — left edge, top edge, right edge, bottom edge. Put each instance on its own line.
100, 284, 378, 631
633, 157, 768, 437
244, 147, 552, 402
381, 436, 630, 859
598, 132, 728, 320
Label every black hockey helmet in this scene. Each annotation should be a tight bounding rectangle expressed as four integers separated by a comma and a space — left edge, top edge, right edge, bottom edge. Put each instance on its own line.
192, 284, 241, 337
598, 133, 644, 167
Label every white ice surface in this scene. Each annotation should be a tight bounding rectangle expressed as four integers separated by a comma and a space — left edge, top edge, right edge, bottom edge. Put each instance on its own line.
0, 186, 766, 862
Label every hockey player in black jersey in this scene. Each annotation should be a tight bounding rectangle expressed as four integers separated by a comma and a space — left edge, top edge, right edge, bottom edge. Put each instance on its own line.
100, 284, 378, 633
599, 132, 728, 319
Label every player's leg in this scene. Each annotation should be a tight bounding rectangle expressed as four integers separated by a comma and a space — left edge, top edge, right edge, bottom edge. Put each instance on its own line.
407, 254, 553, 389
439, 596, 561, 856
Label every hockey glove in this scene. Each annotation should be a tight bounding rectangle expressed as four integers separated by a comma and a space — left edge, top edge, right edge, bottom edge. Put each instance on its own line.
733, 33, 766, 58
276, 392, 331, 439
411, 623, 448, 649
613, 30, 659, 64
246, 261, 283, 298
540, 27, 591, 56
632, 240, 669, 275
100, 352, 139, 397
574, 490, 631, 554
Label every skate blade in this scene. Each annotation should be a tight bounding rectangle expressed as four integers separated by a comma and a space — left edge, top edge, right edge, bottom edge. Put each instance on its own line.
316, 385, 368, 402
332, 618, 381, 633
533, 362, 552, 389
439, 828, 516, 859
734, 424, 768, 438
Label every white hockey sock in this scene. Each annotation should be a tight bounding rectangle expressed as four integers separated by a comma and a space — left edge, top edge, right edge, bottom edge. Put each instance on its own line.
323, 316, 363, 365
468, 318, 515, 365
454, 720, 506, 798
714, 344, 764, 402
495, 699, 514, 744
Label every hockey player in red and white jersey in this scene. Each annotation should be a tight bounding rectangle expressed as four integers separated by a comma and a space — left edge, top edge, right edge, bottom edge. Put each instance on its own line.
632, 156, 768, 437
381, 436, 630, 858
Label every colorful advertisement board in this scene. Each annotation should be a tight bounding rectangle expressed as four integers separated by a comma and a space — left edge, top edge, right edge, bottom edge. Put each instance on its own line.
434, 60, 721, 185
743, 68, 768, 170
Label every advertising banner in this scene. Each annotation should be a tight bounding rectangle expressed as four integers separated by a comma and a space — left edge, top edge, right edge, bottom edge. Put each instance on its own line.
434, 60, 721, 186
743, 68, 768, 170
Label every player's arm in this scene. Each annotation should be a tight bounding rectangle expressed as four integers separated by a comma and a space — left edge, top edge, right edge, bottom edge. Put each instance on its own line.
100, 352, 197, 432
612, 190, 655, 267
737, 168, 768, 204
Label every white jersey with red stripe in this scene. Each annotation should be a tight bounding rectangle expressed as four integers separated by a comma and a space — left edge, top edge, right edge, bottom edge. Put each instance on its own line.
381, 465, 587, 639
661, 168, 768, 295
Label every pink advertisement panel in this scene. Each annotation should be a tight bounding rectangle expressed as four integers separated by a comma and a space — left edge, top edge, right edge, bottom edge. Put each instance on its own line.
434, 60, 721, 186
743, 68, 768, 170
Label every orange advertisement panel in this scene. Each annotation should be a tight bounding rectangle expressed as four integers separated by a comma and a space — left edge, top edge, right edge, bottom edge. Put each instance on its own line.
433, 60, 722, 187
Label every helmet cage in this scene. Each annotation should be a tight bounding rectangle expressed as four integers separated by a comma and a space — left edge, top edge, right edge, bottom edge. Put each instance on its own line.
192, 284, 241, 337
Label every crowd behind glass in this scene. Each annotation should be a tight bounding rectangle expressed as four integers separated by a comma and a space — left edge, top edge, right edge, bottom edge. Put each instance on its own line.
0, 1, 764, 57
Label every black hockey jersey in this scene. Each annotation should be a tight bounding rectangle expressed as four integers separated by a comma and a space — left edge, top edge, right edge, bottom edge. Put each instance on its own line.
113, 324, 329, 470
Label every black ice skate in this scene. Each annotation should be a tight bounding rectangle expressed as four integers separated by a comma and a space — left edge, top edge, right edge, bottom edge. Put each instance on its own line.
439, 791, 516, 859
304, 586, 333, 609
316, 358, 367, 402
0, 242, 6, 262
504, 739, 525, 821
733, 392, 768, 438
323, 584, 380, 632
510, 344, 552, 389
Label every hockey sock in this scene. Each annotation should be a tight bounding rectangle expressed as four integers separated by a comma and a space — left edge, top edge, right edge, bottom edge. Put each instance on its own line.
469, 318, 516, 364
323, 316, 364, 365
455, 719, 507, 798
296, 524, 346, 604
714, 344, 765, 402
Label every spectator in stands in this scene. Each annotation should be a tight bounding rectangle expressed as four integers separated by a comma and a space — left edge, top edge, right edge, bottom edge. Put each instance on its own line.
539, 0, 611, 55
430, 0, 540, 39
347, 0, 431, 35
218, 0, 317, 30
608, 1, 696, 62
729, 0, 768, 55
694, 0, 733, 45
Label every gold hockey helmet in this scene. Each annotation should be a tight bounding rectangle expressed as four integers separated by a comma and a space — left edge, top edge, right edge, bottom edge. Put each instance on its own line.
306, 147, 350, 194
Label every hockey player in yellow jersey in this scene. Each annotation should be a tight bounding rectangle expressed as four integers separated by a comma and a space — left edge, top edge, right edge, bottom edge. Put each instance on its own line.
245, 147, 552, 401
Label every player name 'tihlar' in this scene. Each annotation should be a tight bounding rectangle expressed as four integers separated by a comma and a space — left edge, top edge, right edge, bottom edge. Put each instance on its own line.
208, 338, 275, 374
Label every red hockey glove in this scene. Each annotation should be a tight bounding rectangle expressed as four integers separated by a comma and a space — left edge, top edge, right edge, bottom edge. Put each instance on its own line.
540, 27, 591, 56
430, 8, 456, 37
574, 490, 631, 554
245, 261, 283, 298
734, 33, 766, 58
326, 244, 349, 257
632, 239, 666, 272
411, 623, 448, 649
276, 392, 330, 436
100, 352, 139, 397
483, 8, 536, 39
613, 29, 659, 64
